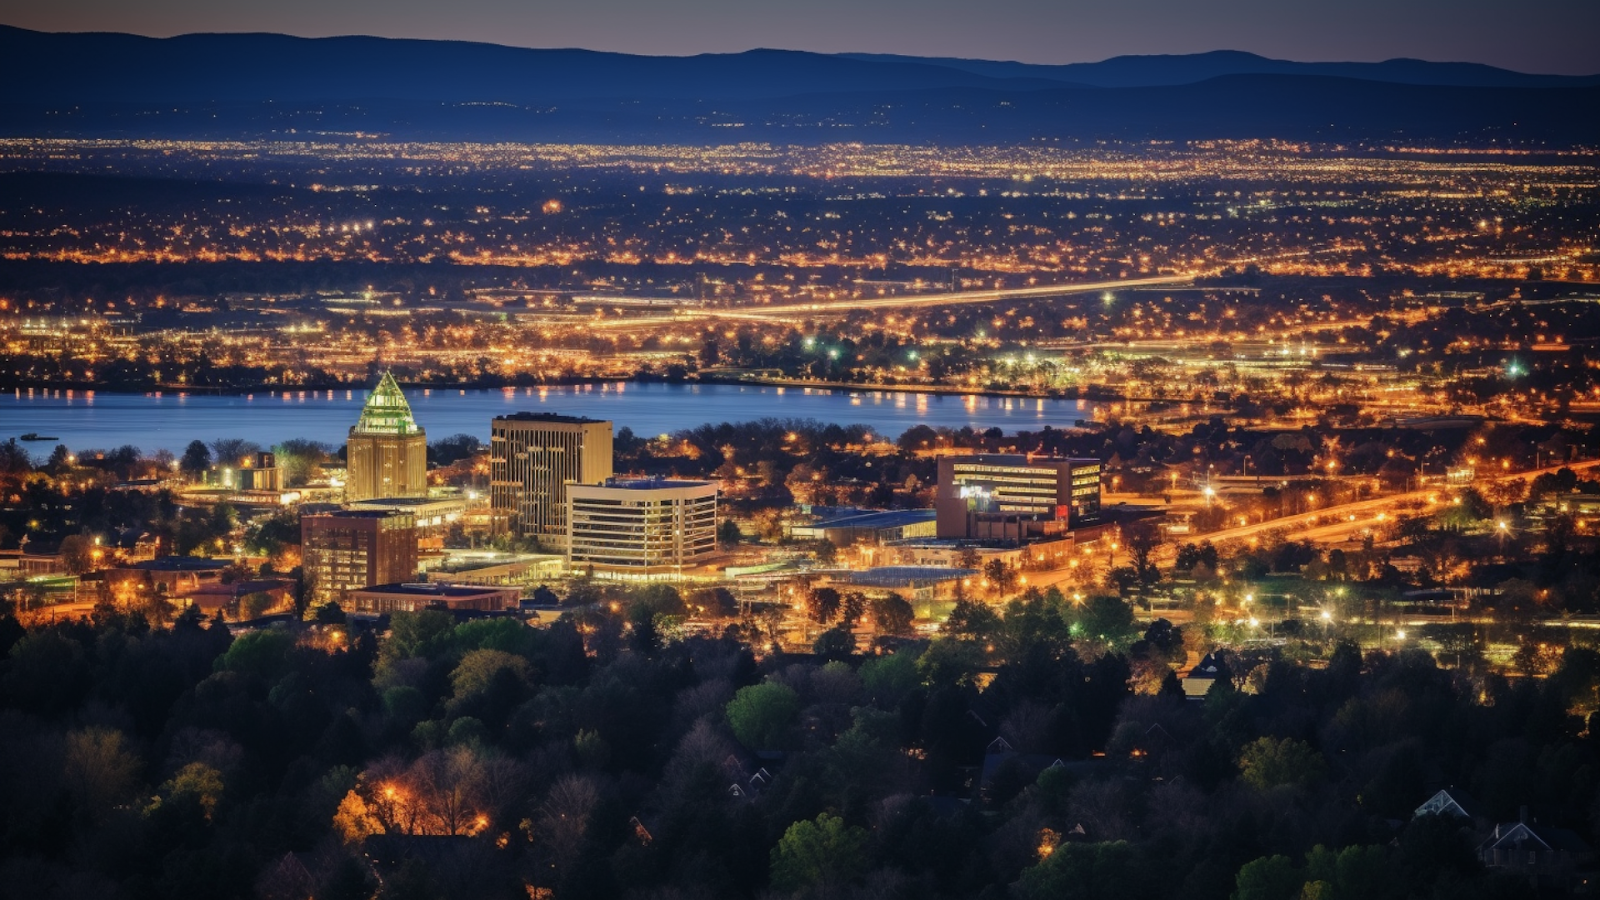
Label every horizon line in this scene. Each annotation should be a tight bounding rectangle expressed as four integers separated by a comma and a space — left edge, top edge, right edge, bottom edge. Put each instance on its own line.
3, 22, 1593, 79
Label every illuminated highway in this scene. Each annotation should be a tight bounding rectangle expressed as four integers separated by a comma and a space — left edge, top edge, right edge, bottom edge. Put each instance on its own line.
584, 273, 1195, 328
1159, 458, 1600, 561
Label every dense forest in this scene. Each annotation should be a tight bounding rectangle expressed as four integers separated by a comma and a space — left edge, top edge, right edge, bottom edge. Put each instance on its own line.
1, 586, 1597, 900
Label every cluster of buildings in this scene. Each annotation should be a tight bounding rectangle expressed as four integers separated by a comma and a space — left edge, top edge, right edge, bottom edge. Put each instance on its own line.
20, 373, 1113, 624
293, 375, 1113, 618
298, 378, 726, 614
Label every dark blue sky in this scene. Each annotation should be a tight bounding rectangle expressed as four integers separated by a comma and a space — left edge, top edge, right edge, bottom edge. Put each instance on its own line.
5, 0, 1597, 74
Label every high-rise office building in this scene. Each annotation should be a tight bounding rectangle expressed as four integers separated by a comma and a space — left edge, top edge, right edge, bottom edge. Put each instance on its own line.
345, 372, 428, 502
490, 413, 613, 548
934, 454, 1101, 541
301, 509, 419, 606
567, 478, 719, 576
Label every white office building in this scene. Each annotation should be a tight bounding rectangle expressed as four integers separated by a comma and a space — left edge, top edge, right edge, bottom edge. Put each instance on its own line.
566, 478, 719, 577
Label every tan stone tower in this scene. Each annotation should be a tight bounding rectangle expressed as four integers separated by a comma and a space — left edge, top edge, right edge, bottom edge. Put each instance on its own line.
490, 412, 613, 549
345, 372, 428, 502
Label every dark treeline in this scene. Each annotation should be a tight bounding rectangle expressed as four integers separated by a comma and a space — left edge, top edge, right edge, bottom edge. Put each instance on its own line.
1, 584, 1596, 900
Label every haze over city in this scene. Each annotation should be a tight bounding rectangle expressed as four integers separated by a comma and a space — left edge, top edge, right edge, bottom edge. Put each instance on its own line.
2, 3, 1600, 900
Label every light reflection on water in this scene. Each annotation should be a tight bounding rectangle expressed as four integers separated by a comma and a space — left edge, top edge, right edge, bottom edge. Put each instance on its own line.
3, 382, 1088, 457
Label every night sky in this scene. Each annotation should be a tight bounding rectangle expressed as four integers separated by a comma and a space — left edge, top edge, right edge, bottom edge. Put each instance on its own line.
3, 0, 1597, 75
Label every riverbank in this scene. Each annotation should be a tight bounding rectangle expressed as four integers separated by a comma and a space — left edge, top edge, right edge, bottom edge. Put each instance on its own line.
7, 371, 1188, 409
2, 381, 1098, 458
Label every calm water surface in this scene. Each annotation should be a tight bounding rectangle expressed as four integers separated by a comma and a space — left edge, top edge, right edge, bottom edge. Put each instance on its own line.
2, 383, 1089, 458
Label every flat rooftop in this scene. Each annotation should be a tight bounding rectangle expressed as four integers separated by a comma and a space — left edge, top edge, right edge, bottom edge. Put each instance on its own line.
493, 412, 610, 425
350, 496, 465, 508
596, 477, 716, 490
426, 551, 563, 574
838, 566, 979, 588
122, 556, 230, 572
948, 454, 1100, 467
354, 582, 516, 597
189, 578, 293, 595
808, 509, 936, 529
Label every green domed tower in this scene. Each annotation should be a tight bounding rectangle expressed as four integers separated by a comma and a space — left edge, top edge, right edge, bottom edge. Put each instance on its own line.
345, 372, 428, 502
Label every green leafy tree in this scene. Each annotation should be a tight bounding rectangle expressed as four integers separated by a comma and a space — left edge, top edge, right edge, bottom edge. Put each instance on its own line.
272, 438, 331, 486
240, 591, 275, 620
180, 439, 212, 478
1232, 855, 1303, 900
63, 727, 141, 818
916, 637, 987, 686
943, 597, 1001, 642
217, 629, 296, 680
162, 761, 226, 818
859, 651, 921, 706
426, 433, 482, 466
1239, 736, 1325, 791
1303, 844, 1393, 900
725, 681, 800, 749
869, 593, 915, 636
1017, 841, 1148, 900
450, 648, 532, 701
1075, 596, 1138, 647
769, 812, 869, 894
379, 610, 456, 670
813, 623, 856, 661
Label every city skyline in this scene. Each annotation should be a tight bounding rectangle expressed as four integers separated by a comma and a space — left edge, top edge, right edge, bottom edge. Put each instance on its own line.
2, 5, 1599, 899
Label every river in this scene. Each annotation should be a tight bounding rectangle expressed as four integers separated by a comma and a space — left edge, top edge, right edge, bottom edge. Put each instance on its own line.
2, 382, 1090, 458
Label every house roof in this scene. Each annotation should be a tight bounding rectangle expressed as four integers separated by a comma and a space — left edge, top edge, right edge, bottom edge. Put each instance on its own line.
980, 751, 1066, 790
1414, 787, 1481, 819
1479, 821, 1592, 855
1186, 651, 1228, 679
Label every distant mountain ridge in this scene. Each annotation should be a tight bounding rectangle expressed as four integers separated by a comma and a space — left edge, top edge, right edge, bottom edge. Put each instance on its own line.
2, 25, 1597, 144
838, 49, 1600, 89
0, 27, 1071, 104
5, 25, 1595, 106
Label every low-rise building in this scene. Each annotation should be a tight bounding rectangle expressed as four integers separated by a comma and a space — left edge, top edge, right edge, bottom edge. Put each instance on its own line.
824, 565, 976, 603
567, 477, 719, 578
886, 534, 1075, 570
187, 578, 297, 620
418, 550, 566, 585
349, 495, 468, 549
934, 454, 1101, 542
790, 508, 938, 546
104, 556, 230, 604
206, 451, 282, 493
0, 546, 66, 578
